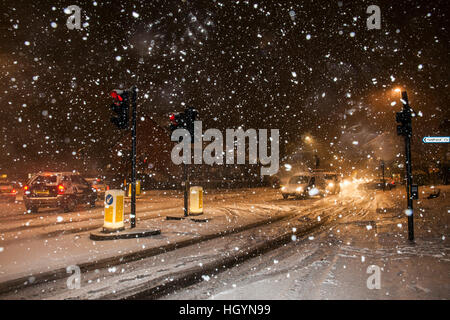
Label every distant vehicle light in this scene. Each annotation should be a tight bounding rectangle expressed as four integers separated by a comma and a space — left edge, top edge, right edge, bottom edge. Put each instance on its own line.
328, 182, 334, 188
340, 180, 351, 187
11, 189, 16, 194
281, 186, 286, 191
296, 186, 303, 192
308, 187, 319, 196
23, 185, 29, 191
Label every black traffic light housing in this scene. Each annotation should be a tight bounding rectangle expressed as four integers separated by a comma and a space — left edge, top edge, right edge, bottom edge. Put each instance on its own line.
396, 91, 412, 137
169, 112, 186, 133
168, 107, 198, 138
185, 107, 198, 137
110, 89, 130, 129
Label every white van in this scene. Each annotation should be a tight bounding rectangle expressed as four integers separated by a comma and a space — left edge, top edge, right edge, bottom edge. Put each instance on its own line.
280, 172, 313, 199
281, 171, 340, 199
310, 171, 341, 196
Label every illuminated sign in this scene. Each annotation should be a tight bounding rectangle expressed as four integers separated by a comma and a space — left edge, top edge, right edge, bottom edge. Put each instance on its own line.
422, 137, 450, 143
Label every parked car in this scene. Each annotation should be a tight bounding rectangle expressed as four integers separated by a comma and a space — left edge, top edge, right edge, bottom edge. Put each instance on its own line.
23, 172, 97, 213
0, 181, 17, 202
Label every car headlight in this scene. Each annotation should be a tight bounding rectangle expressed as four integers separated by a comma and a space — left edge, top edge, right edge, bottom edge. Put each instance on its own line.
328, 182, 334, 188
281, 186, 286, 191
296, 186, 303, 192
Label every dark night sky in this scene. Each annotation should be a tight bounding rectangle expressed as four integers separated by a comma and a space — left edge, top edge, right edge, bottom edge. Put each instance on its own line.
0, 0, 448, 175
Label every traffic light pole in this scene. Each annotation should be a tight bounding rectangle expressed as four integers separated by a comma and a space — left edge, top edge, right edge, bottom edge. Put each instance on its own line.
168, 108, 197, 218
404, 123, 414, 241
183, 162, 189, 217
130, 86, 137, 228
399, 91, 414, 241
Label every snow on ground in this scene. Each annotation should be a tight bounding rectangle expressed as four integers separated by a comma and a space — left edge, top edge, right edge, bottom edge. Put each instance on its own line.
0, 188, 298, 283
162, 186, 449, 300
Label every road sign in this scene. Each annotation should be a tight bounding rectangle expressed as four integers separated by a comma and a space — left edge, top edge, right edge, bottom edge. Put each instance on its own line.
105, 194, 113, 205
422, 136, 450, 143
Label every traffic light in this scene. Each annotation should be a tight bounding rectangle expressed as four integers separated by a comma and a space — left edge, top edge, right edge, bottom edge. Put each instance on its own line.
185, 107, 198, 138
110, 89, 129, 129
396, 91, 412, 137
167, 107, 198, 220
396, 111, 412, 137
168, 107, 198, 137
169, 112, 186, 133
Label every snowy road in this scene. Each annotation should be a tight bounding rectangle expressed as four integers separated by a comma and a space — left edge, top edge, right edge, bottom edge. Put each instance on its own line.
0, 186, 448, 299
162, 187, 450, 300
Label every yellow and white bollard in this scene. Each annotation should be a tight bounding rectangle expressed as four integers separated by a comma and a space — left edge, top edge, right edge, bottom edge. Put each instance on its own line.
103, 190, 125, 232
128, 180, 141, 197
189, 186, 203, 215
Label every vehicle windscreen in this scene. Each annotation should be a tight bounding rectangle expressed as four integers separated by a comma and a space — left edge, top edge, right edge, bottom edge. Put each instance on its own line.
289, 176, 310, 184
31, 175, 57, 186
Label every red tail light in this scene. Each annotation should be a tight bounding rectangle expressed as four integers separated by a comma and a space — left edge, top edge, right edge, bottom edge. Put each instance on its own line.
57, 184, 65, 195
11, 189, 16, 194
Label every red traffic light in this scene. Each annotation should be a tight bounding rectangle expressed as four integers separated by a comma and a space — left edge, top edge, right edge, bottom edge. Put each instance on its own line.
110, 89, 130, 129
110, 90, 124, 102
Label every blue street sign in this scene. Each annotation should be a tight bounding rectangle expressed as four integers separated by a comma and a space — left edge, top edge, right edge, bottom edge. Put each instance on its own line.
422, 136, 450, 143
105, 194, 113, 205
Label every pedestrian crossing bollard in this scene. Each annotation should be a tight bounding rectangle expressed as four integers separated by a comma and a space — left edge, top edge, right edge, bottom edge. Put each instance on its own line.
128, 180, 141, 197
103, 190, 125, 232
189, 186, 203, 215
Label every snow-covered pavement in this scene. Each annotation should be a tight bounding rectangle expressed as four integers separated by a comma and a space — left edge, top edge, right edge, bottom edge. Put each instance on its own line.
0, 188, 305, 286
